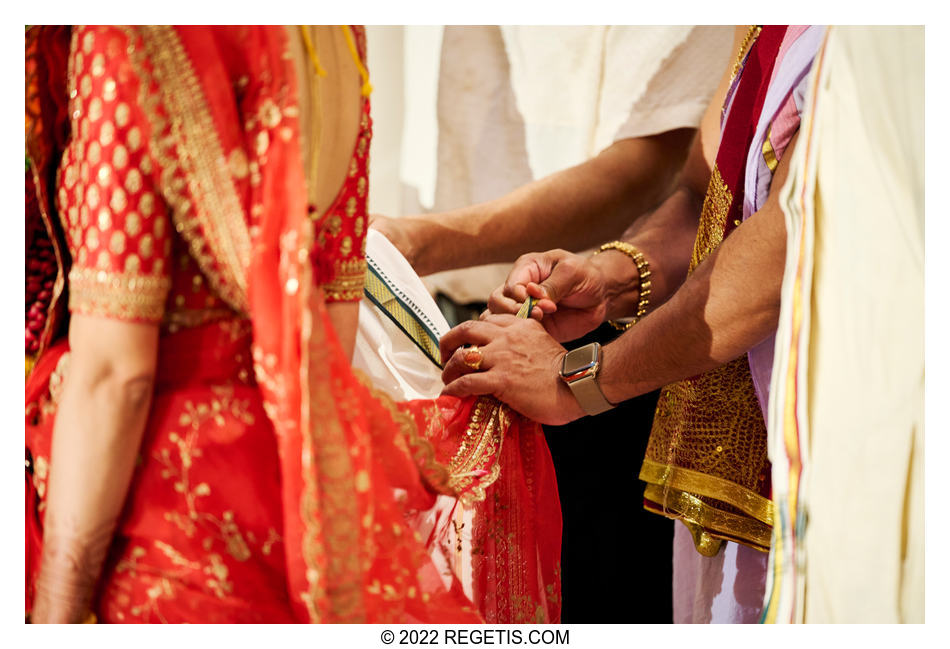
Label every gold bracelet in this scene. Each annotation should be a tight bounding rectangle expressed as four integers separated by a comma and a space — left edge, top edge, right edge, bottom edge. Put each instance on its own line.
594, 241, 652, 331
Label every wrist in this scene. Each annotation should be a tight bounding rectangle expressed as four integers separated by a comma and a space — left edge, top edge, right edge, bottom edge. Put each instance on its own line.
553, 350, 586, 423
392, 217, 424, 272
589, 247, 641, 320
558, 342, 616, 417
598, 340, 627, 406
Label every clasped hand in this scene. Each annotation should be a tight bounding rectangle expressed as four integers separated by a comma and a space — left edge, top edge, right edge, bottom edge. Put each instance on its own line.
440, 250, 609, 425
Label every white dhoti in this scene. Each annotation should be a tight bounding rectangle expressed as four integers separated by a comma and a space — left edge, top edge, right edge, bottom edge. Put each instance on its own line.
764, 26, 924, 623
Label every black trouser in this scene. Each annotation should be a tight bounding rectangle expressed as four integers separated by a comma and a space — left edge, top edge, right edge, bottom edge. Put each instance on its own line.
544, 324, 672, 624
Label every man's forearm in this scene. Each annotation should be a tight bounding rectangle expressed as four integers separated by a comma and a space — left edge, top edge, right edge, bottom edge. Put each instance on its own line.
597, 185, 788, 405
401, 129, 695, 276
591, 185, 705, 321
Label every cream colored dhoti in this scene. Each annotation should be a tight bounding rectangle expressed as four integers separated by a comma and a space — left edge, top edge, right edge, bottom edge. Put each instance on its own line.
764, 26, 924, 623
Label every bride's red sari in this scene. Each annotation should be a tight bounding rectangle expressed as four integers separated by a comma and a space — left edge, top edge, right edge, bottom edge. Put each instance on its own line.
25, 26, 561, 623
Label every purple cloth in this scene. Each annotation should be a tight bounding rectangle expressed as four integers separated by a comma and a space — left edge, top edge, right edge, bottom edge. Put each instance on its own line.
741, 26, 825, 416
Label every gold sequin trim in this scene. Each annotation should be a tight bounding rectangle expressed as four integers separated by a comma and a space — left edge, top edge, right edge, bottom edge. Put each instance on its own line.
447, 397, 508, 506
68, 266, 171, 321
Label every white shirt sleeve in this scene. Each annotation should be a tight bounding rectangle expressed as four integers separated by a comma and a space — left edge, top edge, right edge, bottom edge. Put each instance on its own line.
607, 26, 734, 144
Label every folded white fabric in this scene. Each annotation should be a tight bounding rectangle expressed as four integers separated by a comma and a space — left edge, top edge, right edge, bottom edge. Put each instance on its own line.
353, 229, 450, 401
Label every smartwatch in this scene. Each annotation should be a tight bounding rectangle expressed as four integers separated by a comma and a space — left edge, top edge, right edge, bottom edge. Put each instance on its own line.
559, 342, 615, 416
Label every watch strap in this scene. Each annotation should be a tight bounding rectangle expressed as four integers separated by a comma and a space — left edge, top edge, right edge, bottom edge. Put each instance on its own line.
566, 373, 615, 416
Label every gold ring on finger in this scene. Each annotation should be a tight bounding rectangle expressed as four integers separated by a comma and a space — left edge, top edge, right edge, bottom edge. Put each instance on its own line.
462, 345, 483, 370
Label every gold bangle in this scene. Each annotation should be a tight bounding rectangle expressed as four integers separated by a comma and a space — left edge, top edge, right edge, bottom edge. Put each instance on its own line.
594, 241, 652, 331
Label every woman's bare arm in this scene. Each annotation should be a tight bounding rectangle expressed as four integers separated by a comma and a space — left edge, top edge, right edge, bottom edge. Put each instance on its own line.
32, 315, 159, 623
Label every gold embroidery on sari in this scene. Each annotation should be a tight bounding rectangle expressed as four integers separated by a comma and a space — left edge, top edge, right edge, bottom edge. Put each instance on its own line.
126, 26, 251, 314
32, 455, 49, 512
470, 474, 537, 622
114, 548, 177, 624
154, 386, 255, 562
162, 307, 236, 332
448, 397, 508, 506
113, 541, 237, 622
305, 318, 365, 622
297, 173, 365, 620
38, 352, 72, 422
360, 375, 510, 506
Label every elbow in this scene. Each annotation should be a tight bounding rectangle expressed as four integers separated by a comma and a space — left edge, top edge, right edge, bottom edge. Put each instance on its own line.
93, 369, 156, 414
114, 373, 156, 412
71, 356, 157, 413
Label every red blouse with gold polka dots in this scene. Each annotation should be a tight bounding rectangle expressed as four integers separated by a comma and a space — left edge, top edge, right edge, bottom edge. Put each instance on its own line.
56, 25, 372, 333
57, 26, 175, 325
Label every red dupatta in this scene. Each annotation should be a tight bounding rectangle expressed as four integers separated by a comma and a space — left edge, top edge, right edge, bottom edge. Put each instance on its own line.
120, 26, 560, 623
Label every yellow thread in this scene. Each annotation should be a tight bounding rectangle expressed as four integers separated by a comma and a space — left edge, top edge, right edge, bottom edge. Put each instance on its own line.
298, 26, 327, 77
341, 26, 373, 96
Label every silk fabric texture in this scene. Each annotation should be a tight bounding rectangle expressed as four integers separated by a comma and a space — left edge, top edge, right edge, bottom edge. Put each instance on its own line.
25, 25, 561, 623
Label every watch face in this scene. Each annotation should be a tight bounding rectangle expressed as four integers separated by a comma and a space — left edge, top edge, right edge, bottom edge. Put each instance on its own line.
561, 343, 600, 377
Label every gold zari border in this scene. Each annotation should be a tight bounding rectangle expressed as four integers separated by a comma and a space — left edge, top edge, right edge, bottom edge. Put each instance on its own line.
131, 26, 251, 314
643, 483, 771, 554
640, 458, 774, 526
361, 374, 506, 507
362, 270, 441, 367
447, 396, 508, 506
360, 374, 454, 496
68, 266, 171, 322
322, 258, 367, 302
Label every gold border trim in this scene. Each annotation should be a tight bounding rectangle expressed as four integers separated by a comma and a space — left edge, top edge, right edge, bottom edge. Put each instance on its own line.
643, 483, 771, 553
323, 258, 367, 302
358, 372, 454, 497
363, 269, 441, 367
448, 397, 508, 506
68, 266, 171, 322
363, 376, 506, 506
133, 26, 250, 313
640, 457, 774, 526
